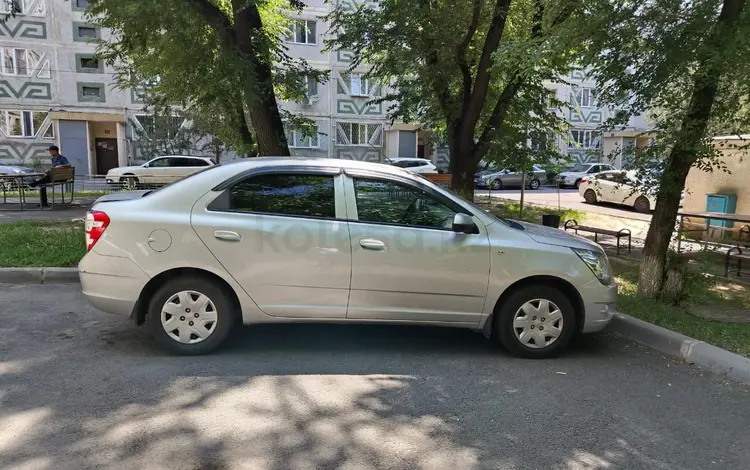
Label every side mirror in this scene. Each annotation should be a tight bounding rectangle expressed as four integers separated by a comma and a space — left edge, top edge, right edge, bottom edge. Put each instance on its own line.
142, 163, 149, 168
452, 213, 478, 234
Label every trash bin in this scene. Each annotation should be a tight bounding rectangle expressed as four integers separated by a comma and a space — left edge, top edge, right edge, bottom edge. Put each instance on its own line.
541, 214, 561, 228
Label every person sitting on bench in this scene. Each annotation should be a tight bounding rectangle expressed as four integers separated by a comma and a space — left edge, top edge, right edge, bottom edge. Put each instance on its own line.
29, 145, 71, 207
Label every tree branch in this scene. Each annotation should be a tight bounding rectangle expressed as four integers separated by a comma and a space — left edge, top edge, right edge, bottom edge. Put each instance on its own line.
456, 0, 482, 112
472, 74, 522, 162
182, 0, 236, 45
462, 0, 512, 135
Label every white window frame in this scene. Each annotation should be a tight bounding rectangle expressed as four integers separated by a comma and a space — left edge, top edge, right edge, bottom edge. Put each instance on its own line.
2, 110, 47, 138
287, 19, 316, 45
349, 73, 373, 97
568, 129, 601, 150
0, 48, 32, 77
570, 87, 597, 108
289, 129, 320, 149
336, 122, 383, 147
0, 0, 26, 15
134, 114, 186, 139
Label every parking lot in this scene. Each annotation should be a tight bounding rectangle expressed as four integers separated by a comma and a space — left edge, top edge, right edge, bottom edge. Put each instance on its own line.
476, 187, 653, 221
1, 283, 749, 469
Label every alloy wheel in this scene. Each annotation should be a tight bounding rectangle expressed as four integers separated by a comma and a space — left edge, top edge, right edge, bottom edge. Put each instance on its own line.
512, 299, 564, 349
161, 290, 219, 344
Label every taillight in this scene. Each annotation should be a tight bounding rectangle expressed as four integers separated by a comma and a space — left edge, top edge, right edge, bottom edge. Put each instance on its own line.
580, 178, 588, 184
85, 210, 110, 251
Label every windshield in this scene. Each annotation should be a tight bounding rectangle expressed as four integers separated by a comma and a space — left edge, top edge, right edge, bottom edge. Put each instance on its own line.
569, 164, 591, 172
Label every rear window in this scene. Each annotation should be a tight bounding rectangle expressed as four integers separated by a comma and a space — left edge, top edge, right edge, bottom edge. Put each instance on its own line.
143, 163, 225, 195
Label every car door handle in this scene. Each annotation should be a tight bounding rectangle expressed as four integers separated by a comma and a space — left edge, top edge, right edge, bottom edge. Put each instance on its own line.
214, 230, 241, 242
359, 238, 386, 250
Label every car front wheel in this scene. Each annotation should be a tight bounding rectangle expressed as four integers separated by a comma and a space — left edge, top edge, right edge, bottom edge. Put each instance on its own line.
147, 275, 236, 355
495, 285, 576, 359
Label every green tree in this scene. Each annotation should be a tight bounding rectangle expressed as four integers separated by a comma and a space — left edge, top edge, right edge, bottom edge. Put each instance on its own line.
329, 0, 577, 199
581, 0, 750, 297
88, 0, 325, 156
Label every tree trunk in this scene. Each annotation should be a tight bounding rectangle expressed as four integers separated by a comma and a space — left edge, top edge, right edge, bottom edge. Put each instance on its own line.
638, 0, 745, 297
449, 135, 478, 200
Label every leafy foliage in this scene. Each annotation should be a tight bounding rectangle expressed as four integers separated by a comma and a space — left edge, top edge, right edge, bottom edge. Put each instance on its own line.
578, 0, 750, 296
329, 0, 578, 198
87, 0, 325, 156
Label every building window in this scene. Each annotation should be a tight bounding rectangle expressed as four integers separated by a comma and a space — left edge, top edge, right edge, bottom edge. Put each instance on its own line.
77, 82, 105, 102
0, 0, 25, 14
349, 74, 374, 97
76, 54, 102, 73
546, 89, 556, 108
336, 122, 383, 146
0, 48, 37, 77
76, 0, 89, 7
300, 76, 318, 105
288, 128, 320, 148
2, 110, 49, 138
286, 20, 316, 44
570, 87, 597, 108
74, 23, 100, 42
568, 130, 601, 149
134, 114, 185, 138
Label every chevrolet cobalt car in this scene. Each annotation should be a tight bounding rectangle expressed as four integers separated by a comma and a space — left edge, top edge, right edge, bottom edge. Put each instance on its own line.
79, 158, 616, 358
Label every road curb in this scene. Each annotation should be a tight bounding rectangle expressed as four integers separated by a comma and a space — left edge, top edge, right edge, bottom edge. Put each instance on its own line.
0, 267, 79, 285
611, 312, 750, 385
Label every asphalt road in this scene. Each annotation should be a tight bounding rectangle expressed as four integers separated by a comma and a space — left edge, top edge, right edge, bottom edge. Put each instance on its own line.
2, 284, 749, 470
476, 187, 653, 222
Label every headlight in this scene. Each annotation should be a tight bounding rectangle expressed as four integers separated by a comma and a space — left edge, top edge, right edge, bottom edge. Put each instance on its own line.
572, 248, 613, 285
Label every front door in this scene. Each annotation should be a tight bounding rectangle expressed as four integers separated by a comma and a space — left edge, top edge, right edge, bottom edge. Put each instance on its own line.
94, 138, 119, 175
192, 170, 352, 318
344, 174, 491, 325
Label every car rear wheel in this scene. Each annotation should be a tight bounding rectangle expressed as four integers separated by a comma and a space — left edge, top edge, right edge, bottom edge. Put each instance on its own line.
495, 285, 576, 359
120, 175, 139, 190
528, 178, 541, 190
583, 189, 598, 204
634, 196, 651, 213
490, 179, 503, 190
147, 276, 236, 355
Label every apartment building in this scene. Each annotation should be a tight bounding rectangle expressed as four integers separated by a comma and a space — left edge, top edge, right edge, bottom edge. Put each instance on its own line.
0, 1, 649, 176
0, 0, 141, 175
544, 70, 652, 170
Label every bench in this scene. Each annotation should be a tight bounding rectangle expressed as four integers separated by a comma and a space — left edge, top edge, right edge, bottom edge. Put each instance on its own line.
38, 167, 75, 208
724, 228, 750, 277
563, 219, 632, 255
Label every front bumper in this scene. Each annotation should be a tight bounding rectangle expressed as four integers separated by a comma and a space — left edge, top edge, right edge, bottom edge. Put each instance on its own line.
79, 250, 150, 317
581, 282, 618, 333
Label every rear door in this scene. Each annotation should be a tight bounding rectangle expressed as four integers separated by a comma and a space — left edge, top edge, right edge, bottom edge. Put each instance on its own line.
191, 168, 352, 318
173, 157, 210, 181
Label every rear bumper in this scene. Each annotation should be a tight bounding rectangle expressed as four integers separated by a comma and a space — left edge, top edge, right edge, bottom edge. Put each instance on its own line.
78, 251, 149, 317
581, 283, 618, 333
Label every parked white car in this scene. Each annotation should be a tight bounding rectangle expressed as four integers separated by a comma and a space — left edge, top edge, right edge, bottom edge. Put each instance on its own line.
557, 163, 616, 189
579, 170, 656, 213
387, 158, 438, 174
106, 156, 215, 186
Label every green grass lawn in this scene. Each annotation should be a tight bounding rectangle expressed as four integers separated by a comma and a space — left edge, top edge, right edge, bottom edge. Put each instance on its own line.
611, 256, 750, 357
0, 221, 86, 268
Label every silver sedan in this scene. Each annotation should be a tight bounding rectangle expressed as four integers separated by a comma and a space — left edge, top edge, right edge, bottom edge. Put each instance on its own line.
79, 158, 616, 358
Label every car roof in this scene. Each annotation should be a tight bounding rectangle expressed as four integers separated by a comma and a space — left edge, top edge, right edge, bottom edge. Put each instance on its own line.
389, 157, 431, 162
216, 157, 420, 177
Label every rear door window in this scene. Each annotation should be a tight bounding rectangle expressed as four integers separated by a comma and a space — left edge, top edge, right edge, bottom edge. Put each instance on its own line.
225, 173, 336, 219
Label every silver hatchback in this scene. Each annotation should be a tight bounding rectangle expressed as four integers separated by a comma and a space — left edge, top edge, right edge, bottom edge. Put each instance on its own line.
79, 158, 616, 358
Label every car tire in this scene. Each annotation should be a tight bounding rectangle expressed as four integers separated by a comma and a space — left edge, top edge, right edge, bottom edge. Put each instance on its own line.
494, 285, 576, 359
529, 178, 541, 190
120, 175, 139, 190
146, 275, 236, 355
490, 179, 503, 190
634, 196, 651, 213
583, 189, 598, 204
574, 179, 582, 190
